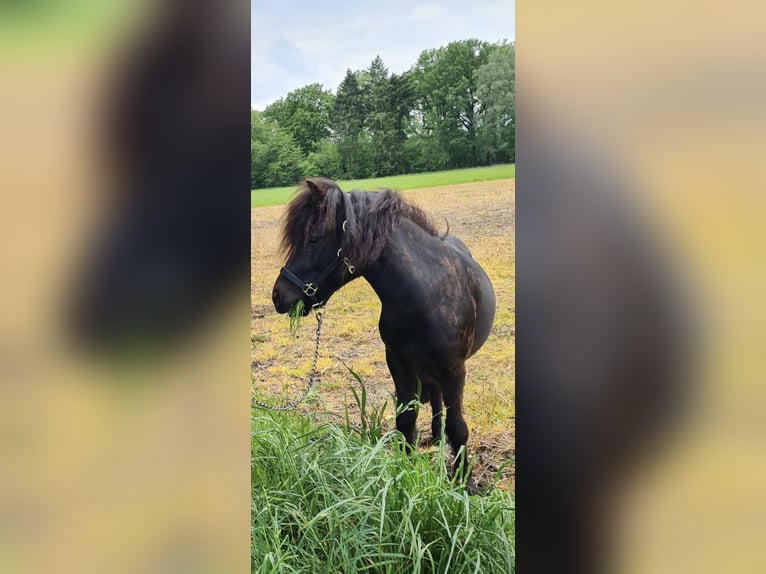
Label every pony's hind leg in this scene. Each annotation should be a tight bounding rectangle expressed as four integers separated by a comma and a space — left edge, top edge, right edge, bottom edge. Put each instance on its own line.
441, 364, 472, 482
429, 388, 444, 444
385, 348, 418, 447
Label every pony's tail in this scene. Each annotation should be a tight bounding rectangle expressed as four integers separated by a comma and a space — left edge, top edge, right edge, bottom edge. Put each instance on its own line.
439, 218, 451, 240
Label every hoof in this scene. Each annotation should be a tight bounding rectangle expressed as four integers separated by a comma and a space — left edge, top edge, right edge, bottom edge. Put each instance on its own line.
421, 435, 441, 447
465, 478, 485, 496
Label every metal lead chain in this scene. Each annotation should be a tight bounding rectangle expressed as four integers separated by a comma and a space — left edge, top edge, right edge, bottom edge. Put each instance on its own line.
252, 309, 324, 411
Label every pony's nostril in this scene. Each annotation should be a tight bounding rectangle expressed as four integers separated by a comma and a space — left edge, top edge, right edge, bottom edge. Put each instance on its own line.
272, 289, 280, 307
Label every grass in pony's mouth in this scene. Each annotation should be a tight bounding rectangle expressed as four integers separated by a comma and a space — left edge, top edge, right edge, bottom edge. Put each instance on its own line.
288, 299, 305, 338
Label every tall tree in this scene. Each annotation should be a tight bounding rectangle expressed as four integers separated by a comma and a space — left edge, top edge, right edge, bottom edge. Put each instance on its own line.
333, 69, 365, 139
411, 39, 497, 168
475, 42, 515, 163
251, 38, 515, 188
386, 72, 416, 173
263, 83, 335, 155
333, 69, 370, 178
357, 57, 417, 176
363, 55, 397, 176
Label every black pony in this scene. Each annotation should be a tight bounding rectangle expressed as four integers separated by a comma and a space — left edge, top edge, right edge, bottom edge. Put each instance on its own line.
272, 177, 496, 485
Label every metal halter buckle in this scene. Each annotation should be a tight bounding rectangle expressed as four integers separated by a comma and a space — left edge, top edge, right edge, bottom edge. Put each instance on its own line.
303, 283, 318, 297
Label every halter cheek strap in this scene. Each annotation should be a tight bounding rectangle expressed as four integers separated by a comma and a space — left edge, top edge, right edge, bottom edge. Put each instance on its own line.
280, 254, 342, 301
280, 221, 355, 306
279, 266, 320, 297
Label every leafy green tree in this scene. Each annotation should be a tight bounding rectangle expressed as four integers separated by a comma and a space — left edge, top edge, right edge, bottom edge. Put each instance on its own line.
403, 134, 449, 173
263, 83, 335, 155
411, 39, 497, 168
363, 56, 396, 176
333, 69, 370, 178
333, 69, 365, 139
250, 111, 302, 188
359, 57, 417, 176
476, 41, 515, 163
386, 72, 416, 173
300, 140, 342, 179
251, 39, 515, 188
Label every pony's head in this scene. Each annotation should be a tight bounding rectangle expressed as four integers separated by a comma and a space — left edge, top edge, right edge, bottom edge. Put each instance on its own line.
271, 178, 353, 314
271, 176, 438, 315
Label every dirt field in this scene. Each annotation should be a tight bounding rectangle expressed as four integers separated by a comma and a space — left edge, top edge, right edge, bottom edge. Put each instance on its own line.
252, 179, 515, 489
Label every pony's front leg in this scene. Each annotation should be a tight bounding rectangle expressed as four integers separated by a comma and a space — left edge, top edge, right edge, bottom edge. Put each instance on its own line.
441, 363, 475, 488
385, 348, 418, 448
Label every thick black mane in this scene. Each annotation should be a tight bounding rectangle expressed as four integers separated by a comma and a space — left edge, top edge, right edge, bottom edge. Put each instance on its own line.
280, 179, 438, 268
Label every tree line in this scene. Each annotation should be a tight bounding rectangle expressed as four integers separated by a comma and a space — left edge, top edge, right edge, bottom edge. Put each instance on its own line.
251, 39, 514, 189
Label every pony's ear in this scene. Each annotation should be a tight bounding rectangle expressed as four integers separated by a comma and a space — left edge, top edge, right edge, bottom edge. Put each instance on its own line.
305, 177, 342, 201
305, 177, 330, 200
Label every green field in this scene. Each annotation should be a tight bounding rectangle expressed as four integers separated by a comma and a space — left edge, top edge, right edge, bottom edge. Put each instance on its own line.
251, 164, 515, 208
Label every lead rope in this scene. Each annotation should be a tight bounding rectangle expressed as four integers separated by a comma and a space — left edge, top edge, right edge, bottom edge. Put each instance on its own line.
252, 308, 324, 411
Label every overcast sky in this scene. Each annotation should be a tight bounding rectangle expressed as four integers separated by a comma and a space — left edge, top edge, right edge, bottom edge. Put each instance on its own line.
251, 0, 515, 110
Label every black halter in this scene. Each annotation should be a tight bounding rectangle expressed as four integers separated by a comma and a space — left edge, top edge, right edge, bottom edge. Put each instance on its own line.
279, 250, 341, 304
280, 244, 356, 307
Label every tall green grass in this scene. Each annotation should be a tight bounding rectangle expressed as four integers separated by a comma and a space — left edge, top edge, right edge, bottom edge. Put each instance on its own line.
251, 164, 515, 208
251, 384, 515, 573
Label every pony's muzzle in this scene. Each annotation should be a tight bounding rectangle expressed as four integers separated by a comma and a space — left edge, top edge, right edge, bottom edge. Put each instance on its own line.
272, 286, 289, 314
272, 280, 311, 315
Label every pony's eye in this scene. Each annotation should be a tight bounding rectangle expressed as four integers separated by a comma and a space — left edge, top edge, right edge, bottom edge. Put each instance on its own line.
307, 236, 319, 245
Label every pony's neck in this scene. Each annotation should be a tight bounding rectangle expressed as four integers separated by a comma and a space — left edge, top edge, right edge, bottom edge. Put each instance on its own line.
360, 220, 432, 310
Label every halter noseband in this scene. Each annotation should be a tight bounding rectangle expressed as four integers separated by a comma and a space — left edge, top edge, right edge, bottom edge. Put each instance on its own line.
279, 221, 356, 306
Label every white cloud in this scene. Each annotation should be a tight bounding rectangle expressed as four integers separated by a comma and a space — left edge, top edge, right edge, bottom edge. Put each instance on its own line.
409, 4, 444, 21
251, 0, 514, 109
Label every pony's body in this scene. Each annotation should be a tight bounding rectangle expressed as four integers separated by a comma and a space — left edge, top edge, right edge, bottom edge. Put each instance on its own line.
272, 178, 496, 483
368, 216, 495, 449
